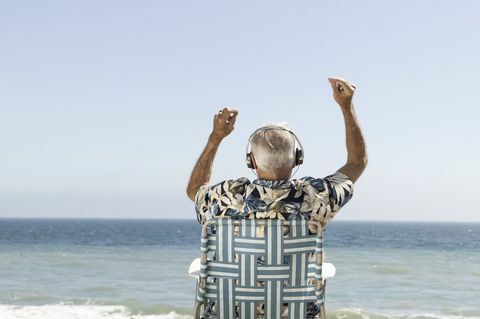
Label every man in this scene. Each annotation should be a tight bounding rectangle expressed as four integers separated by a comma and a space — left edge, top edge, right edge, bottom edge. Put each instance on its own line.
187, 77, 367, 225
186, 77, 367, 317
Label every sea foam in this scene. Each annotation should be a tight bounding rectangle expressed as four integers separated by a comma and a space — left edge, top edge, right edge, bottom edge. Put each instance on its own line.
0, 305, 193, 319
1, 305, 479, 319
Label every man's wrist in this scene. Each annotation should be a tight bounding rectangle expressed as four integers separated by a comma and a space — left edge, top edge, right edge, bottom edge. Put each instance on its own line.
340, 103, 355, 114
209, 132, 224, 144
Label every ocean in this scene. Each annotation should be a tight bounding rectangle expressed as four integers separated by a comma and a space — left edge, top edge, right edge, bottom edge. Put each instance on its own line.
0, 219, 478, 319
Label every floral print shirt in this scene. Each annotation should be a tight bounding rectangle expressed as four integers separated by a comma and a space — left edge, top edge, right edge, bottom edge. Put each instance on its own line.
194, 171, 354, 317
194, 171, 354, 228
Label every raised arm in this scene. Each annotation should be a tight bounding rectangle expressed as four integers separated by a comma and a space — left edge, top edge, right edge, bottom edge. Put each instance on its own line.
186, 107, 238, 201
328, 77, 368, 183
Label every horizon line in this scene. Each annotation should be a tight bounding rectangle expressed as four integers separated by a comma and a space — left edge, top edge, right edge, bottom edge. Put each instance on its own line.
0, 217, 478, 224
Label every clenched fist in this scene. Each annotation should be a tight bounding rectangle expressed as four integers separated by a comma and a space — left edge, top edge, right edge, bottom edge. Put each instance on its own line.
212, 107, 238, 140
328, 77, 356, 109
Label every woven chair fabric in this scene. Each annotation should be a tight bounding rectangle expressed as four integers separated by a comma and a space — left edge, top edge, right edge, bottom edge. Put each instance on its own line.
196, 218, 324, 319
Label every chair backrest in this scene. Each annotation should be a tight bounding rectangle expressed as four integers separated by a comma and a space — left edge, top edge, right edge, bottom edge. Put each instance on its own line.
196, 218, 324, 319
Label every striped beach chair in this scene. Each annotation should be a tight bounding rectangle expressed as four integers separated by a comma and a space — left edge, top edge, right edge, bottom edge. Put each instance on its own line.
192, 218, 329, 319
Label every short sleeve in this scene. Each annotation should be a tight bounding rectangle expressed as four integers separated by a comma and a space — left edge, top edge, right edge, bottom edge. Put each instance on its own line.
194, 184, 210, 224
323, 171, 354, 214
194, 178, 250, 225
194, 183, 218, 225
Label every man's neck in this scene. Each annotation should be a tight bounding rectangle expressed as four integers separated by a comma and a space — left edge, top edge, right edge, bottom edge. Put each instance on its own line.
256, 167, 292, 181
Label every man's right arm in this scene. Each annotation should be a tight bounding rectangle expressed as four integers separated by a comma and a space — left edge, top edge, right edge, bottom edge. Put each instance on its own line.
328, 77, 368, 183
186, 107, 238, 201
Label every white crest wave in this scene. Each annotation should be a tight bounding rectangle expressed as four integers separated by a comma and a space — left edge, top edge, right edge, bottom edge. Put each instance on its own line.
0, 305, 193, 319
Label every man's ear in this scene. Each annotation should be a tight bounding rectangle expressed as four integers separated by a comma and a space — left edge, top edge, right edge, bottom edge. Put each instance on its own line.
251, 154, 257, 169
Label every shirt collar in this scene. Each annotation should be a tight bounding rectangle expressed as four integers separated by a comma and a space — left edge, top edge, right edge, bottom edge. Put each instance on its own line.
252, 178, 291, 189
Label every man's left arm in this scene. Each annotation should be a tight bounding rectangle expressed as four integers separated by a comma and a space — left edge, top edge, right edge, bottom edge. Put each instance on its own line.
186, 107, 238, 201
328, 77, 368, 184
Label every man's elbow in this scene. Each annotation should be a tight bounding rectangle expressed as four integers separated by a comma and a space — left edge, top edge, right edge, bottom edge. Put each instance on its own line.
349, 155, 368, 168
360, 155, 368, 168
186, 188, 196, 202
343, 156, 368, 183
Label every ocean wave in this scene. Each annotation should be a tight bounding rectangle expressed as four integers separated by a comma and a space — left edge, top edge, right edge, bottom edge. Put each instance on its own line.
1, 304, 480, 319
0, 304, 193, 319
332, 308, 480, 319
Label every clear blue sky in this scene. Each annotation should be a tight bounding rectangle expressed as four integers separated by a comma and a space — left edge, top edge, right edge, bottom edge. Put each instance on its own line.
1, 0, 479, 221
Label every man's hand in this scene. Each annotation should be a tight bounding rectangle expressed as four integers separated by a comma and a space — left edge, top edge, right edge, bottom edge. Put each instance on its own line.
328, 77, 357, 109
212, 107, 238, 140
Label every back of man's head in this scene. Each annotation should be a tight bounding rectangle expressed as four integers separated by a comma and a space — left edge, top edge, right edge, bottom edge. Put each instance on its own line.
250, 122, 296, 171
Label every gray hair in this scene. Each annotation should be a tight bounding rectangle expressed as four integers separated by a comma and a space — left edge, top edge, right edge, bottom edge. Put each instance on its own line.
250, 122, 296, 171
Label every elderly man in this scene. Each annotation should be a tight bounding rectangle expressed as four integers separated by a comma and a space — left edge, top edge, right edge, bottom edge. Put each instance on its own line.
186, 77, 367, 317
187, 77, 367, 225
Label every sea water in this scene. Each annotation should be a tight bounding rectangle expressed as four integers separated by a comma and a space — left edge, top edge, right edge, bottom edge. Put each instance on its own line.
0, 219, 478, 319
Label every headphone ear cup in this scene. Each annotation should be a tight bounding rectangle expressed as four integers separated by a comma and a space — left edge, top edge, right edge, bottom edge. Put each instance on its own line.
295, 148, 304, 166
246, 152, 254, 169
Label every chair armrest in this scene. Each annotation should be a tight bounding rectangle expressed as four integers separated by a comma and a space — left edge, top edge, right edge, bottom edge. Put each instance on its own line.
322, 262, 336, 279
188, 257, 201, 278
